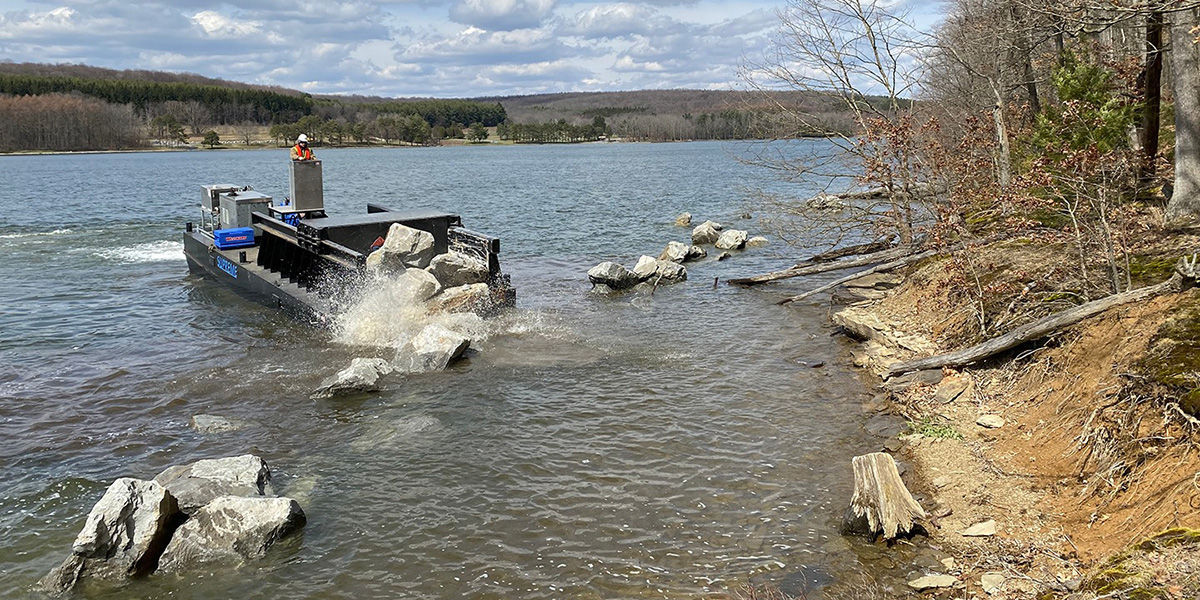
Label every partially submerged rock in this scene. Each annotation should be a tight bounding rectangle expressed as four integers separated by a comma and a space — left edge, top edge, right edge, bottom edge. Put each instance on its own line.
153, 454, 273, 515
426, 251, 488, 288
746, 236, 769, 247
43, 455, 308, 592
632, 255, 687, 284
189, 414, 244, 434
691, 220, 722, 245
659, 241, 690, 263
587, 261, 641, 290
714, 229, 749, 250
311, 358, 394, 399
40, 478, 181, 593
396, 324, 470, 373
157, 496, 305, 572
807, 193, 846, 210
674, 212, 692, 226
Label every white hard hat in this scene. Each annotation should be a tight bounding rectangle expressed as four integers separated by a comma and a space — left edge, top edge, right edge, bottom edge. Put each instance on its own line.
297, 134, 308, 143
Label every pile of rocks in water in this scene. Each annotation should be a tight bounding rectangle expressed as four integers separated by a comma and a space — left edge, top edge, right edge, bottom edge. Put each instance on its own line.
586, 212, 767, 292
311, 223, 494, 400
364, 222, 496, 315
41, 455, 304, 594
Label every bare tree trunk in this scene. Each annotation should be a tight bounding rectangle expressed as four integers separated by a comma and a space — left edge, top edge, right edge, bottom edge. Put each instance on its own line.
991, 80, 1013, 187
1011, 0, 1041, 114
1139, 7, 1165, 180
1168, 7, 1200, 222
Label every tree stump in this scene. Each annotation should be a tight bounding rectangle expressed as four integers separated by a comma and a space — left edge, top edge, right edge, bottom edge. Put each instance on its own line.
842, 452, 926, 540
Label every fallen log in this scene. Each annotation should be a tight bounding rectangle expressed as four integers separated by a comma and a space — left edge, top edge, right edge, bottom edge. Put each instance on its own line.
778, 249, 939, 304
842, 452, 926, 540
803, 239, 894, 263
728, 245, 915, 286
886, 264, 1194, 377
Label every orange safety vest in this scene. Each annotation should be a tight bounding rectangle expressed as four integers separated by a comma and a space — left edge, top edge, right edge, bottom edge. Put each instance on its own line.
292, 144, 314, 160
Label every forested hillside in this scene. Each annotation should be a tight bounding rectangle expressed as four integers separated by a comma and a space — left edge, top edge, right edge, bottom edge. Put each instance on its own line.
0, 62, 860, 151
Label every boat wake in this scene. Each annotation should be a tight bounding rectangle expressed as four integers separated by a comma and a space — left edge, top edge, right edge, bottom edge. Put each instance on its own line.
93, 240, 185, 264
0, 228, 73, 240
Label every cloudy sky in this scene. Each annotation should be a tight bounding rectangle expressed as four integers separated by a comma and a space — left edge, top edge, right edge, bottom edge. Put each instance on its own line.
0, 0, 942, 98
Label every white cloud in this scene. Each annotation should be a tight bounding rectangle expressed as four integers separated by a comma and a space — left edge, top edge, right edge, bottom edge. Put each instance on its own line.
190, 10, 263, 38
0, 6, 78, 40
448, 0, 556, 31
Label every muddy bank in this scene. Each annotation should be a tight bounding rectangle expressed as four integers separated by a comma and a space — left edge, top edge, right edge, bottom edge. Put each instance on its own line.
825, 243, 1200, 599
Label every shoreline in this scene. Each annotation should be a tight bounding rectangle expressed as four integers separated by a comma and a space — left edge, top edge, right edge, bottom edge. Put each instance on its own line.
0, 136, 796, 158
821, 242, 1200, 598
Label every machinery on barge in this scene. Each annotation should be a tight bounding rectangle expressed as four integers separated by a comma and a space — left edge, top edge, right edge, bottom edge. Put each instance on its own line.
183, 159, 514, 321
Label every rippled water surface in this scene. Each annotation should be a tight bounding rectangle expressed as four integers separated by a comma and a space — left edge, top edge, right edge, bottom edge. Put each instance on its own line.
0, 142, 887, 599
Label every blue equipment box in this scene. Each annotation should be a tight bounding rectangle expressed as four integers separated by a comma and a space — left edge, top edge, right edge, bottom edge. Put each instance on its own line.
214, 227, 255, 249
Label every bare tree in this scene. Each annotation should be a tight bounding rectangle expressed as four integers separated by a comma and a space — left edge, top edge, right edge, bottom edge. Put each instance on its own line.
1168, 6, 1200, 221
741, 0, 930, 246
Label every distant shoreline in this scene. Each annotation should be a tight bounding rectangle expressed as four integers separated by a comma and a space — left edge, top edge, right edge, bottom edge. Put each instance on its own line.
0, 137, 763, 157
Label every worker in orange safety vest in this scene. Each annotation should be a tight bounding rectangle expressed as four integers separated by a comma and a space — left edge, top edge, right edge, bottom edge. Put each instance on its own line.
291, 133, 315, 161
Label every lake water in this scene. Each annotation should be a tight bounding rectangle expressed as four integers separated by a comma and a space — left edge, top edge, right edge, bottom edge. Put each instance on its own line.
0, 142, 895, 598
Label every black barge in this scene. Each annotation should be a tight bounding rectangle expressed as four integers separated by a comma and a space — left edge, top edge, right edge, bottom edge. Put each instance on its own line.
183, 160, 514, 322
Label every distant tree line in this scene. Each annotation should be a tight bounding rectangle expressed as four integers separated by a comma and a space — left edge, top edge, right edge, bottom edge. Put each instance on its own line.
0, 74, 312, 123
316, 98, 507, 128
0, 93, 141, 151
498, 117, 610, 143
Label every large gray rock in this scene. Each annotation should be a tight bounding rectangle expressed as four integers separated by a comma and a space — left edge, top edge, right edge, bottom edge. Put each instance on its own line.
659, 241, 689, 263
429, 283, 492, 314
691, 220, 722, 245
714, 229, 749, 250
398, 268, 441, 301
154, 454, 273, 515
632, 255, 687, 284
396, 324, 470, 373
368, 223, 437, 271
426, 252, 489, 288
587, 261, 641, 290
311, 358, 395, 400
659, 241, 706, 263
41, 478, 181, 593
156, 496, 305, 572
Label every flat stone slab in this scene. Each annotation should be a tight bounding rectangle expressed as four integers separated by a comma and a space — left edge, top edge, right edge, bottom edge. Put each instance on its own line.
908, 574, 957, 590
976, 414, 1005, 428
981, 572, 1005, 593
961, 519, 997, 537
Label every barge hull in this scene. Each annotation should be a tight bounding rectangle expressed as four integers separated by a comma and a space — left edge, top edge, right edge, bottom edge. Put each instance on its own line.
184, 231, 328, 323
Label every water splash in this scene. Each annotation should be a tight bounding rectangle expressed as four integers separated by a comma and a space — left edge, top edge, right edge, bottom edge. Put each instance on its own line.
331, 272, 490, 350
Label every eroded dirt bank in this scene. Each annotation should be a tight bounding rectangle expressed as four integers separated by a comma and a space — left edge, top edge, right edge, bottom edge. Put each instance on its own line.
832, 241, 1200, 599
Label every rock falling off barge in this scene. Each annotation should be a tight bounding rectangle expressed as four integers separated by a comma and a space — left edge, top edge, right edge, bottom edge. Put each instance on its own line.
183, 159, 515, 322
